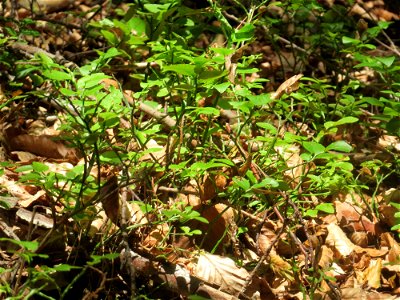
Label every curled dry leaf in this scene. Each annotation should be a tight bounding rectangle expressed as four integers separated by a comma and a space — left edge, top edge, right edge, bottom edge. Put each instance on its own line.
326, 223, 387, 258
269, 253, 294, 282
194, 253, 250, 295
271, 74, 303, 100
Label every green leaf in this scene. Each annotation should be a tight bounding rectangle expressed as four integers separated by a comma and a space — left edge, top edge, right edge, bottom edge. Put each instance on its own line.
233, 177, 251, 190
53, 264, 82, 272
89, 253, 119, 266
326, 141, 353, 153
213, 82, 231, 93
303, 141, 325, 155
252, 177, 279, 189
195, 107, 220, 116
14, 165, 33, 172
387, 118, 400, 136
342, 36, 360, 45
43, 70, 71, 81
0, 238, 39, 251
247, 94, 273, 106
32, 162, 49, 172
256, 122, 278, 134
163, 64, 196, 76
304, 209, 318, 218
315, 203, 335, 214
376, 56, 395, 67
233, 23, 254, 42
324, 116, 358, 130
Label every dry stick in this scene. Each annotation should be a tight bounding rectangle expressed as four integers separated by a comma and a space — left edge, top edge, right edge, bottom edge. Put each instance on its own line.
9, 42, 78, 69
137, 102, 176, 128
373, 36, 400, 58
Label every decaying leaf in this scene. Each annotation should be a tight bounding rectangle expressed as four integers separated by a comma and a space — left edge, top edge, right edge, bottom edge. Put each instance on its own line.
194, 252, 250, 295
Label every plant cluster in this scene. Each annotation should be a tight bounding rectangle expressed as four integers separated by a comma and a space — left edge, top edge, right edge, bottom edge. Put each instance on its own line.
0, 0, 400, 299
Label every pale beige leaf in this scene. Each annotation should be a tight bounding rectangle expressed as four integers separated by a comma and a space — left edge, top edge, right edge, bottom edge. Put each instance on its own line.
16, 208, 53, 229
19, 190, 46, 208
364, 258, 382, 289
194, 253, 250, 295
326, 223, 355, 256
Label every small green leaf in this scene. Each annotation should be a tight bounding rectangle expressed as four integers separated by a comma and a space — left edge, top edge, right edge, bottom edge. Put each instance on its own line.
315, 203, 335, 214
14, 165, 33, 172
233, 23, 254, 42
43, 70, 71, 81
163, 64, 196, 76
32, 162, 49, 173
195, 107, 220, 116
53, 264, 82, 272
324, 116, 359, 130
213, 82, 231, 93
0, 238, 39, 251
342, 36, 360, 45
326, 141, 353, 153
303, 141, 325, 155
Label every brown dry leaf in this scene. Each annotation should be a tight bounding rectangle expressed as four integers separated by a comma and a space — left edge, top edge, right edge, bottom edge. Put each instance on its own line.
275, 144, 303, 182
99, 175, 119, 224
194, 203, 236, 253
194, 252, 250, 295
335, 201, 379, 234
7, 133, 78, 161
199, 174, 217, 201
353, 246, 387, 258
378, 205, 399, 229
383, 188, 400, 204
317, 245, 334, 269
142, 223, 170, 252
378, 136, 400, 152
271, 74, 303, 100
18, 0, 74, 13
326, 223, 355, 257
381, 232, 400, 263
11, 151, 37, 162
